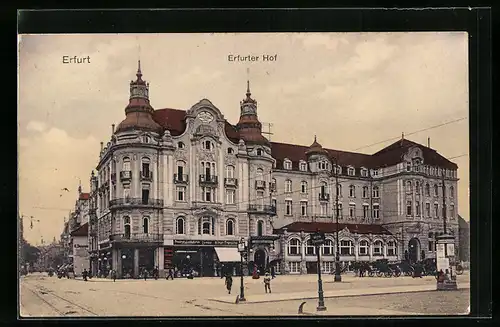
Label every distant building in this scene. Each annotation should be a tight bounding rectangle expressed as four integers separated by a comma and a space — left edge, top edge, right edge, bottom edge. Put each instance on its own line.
458, 215, 469, 262
69, 223, 89, 276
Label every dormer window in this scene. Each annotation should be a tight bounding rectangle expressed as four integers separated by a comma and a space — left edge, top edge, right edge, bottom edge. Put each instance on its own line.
347, 167, 355, 176
335, 165, 342, 175
371, 169, 379, 177
299, 161, 307, 171
143, 135, 151, 143
256, 148, 263, 156
406, 162, 412, 172
319, 161, 327, 170
203, 140, 213, 151
227, 148, 234, 154
361, 168, 368, 177
284, 159, 292, 170
178, 141, 185, 149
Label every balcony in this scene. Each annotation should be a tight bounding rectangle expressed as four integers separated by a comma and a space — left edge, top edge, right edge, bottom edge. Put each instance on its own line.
174, 174, 189, 184
109, 233, 164, 244
120, 171, 132, 182
141, 170, 153, 181
109, 198, 164, 209
111, 173, 116, 184
255, 180, 266, 190
269, 182, 276, 192
224, 177, 238, 187
248, 204, 277, 216
319, 193, 330, 201
199, 174, 218, 185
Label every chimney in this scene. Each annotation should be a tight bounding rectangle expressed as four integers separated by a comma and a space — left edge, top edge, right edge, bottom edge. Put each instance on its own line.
112, 124, 115, 135
427, 137, 431, 148
100, 142, 104, 151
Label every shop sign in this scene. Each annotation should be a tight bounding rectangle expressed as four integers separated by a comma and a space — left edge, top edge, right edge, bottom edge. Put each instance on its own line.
310, 232, 325, 246
173, 239, 238, 247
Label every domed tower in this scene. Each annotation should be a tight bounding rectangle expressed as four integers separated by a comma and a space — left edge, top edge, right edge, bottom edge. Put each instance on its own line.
115, 61, 162, 134
236, 81, 269, 145
305, 136, 328, 157
306, 136, 330, 174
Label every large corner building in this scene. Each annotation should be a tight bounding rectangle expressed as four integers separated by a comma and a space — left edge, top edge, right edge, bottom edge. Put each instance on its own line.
87, 62, 460, 278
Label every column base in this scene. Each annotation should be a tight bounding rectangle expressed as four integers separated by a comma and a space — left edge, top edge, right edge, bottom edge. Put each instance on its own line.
334, 274, 342, 282
238, 296, 246, 302
316, 305, 327, 311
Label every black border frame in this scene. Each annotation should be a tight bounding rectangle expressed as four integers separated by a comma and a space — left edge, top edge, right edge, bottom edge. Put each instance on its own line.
13, 7, 492, 325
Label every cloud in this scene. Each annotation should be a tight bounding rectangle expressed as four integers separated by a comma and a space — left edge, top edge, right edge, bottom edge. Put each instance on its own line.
177, 66, 224, 85
26, 120, 47, 132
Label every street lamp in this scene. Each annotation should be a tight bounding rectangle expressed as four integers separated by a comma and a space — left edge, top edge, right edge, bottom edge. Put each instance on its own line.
122, 255, 126, 259
311, 230, 327, 311
237, 238, 247, 302
329, 156, 342, 282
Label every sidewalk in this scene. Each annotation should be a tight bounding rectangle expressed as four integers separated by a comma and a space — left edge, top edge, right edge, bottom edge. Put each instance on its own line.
210, 282, 471, 304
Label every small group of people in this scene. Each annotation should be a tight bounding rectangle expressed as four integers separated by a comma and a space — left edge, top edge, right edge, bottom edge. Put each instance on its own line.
436, 269, 452, 283
224, 272, 273, 295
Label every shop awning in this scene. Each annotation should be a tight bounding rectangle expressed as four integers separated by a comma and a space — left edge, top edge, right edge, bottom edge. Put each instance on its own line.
214, 247, 241, 263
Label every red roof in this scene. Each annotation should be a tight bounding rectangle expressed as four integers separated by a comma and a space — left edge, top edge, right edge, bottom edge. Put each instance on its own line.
79, 193, 90, 200
70, 222, 88, 237
148, 108, 457, 171
273, 222, 392, 235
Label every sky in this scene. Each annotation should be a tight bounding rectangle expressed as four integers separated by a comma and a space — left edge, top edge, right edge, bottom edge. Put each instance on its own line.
18, 33, 469, 245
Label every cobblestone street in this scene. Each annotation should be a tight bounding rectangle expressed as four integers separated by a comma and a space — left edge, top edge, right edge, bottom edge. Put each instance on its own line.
20, 272, 469, 317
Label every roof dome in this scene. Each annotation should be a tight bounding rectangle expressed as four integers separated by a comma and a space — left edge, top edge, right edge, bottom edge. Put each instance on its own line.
306, 136, 327, 156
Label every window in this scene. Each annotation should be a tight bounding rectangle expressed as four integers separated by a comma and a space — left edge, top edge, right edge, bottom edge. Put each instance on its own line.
372, 186, 380, 198
285, 200, 293, 215
320, 203, 327, 216
143, 135, 150, 143
201, 161, 216, 177
406, 201, 412, 216
203, 187, 216, 202
226, 189, 235, 204
301, 181, 308, 194
203, 140, 212, 150
416, 202, 421, 216
425, 183, 430, 196
272, 198, 277, 209
176, 217, 185, 234
299, 161, 307, 171
406, 180, 412, 193
285, 180, 292, 193
177, 142, 185, 149
337, 184, 342, 197
371, 169, 379, 177
434, 203, 439, 218
373, 204, 380, 219
199, 217, 215, 235
347, 167, 355, 176
142, 217, 149, 234
227, 148, 234, 154
284, 159, 292, 170
426, 203, 431, 217
257, 220, 264, 236
300, 201, 308, 216
434, 184, 439, 196
142, 187, 150, 204
319, 161, 328, 170
226, 165, 235, 178
415, 181, 420, 194
176, 161, 186, 180
450, 204, 455, 219
270, 178, 277, 192
322, 239, 334, 255
321, 261, 334, 274
123, 157, 131, 171
226, 219, 235, 235
123, 184, 130, 199
288, 238, 301, 255
406, 162, 411, 172
428, 239, 434, 251
450, 185, 454, 198
288, 261, 301, 273
257, 191, 265, 206
373, 240, 383, 255
335, 165, 342, 175
362, 186, 368, 198
123, 216, 131, 238
176, 186, 185, 201
256, 148, 263, 156
363, 204, 369, 219
340, 240, 353, 255
359, 240, 369, 255
387, 241, 396, 256
306, 239, 316, 255
349, 204, 355, 218
349, 185, 356, 197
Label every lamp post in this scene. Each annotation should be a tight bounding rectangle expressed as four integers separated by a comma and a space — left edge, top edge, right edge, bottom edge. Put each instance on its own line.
311, 231, 327, 311
237, 238, 247, 302
329, 156, 342, 282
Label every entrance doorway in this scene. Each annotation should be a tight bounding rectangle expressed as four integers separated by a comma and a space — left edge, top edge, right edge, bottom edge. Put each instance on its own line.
408, 238, 420, 264
254, 249, 266, 273
139, 248, 155, 271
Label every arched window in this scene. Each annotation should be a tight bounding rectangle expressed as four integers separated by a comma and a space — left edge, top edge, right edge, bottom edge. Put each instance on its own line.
123, 157, 131, 171
256, 168, 264, 179
141, 157, 151, 177
373, 240, 383, 255
227, 148, 234, 154
362, 186, 368, 198
226, 219, 235, 236
288, 238, 301, 255
306, 239, 315, 255
322, 239, 334, 255
406, 180, 412, 193
425, 183, 430, 196
256, 148, 263, 156
142, 217, 149, 234
299, 161, 307, 171
349, 185, 356, 197
123, 216, 131, 238
284, 159, 292, 170
387, 241, 397, 256
320, 181, 327, 196
339, 240, 354, 255
434, 184, 439, 196
257, 220, 264, 236
177, 141, 185, 149
359, 240, 369, 255
176, 217, 185, 234
285, 180, 292, 193
372, 186, 380, 198
449, 185, 454, 198
198, 217, 215, 235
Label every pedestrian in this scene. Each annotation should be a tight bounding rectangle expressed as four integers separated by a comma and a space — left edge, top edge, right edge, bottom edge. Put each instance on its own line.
143, 268, 148, 281
111, 269, 117, 282
82, 269, 88, 282
264, 272, 272, 293
153, 266, 159, 280
225, 274, 233, 294
271, 266, 276, 279
166, 268, 174, 280
220, 264, 224, 279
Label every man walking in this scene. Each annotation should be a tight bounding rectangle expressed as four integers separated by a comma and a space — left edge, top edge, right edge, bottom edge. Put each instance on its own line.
264, 272, 272, 293
143, 268, 148, 281
166, 268, 174, 280
153, 266, 159, 280
82, 269, 88, 282
225, 274, 233, 294
111, 269, 117, 282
